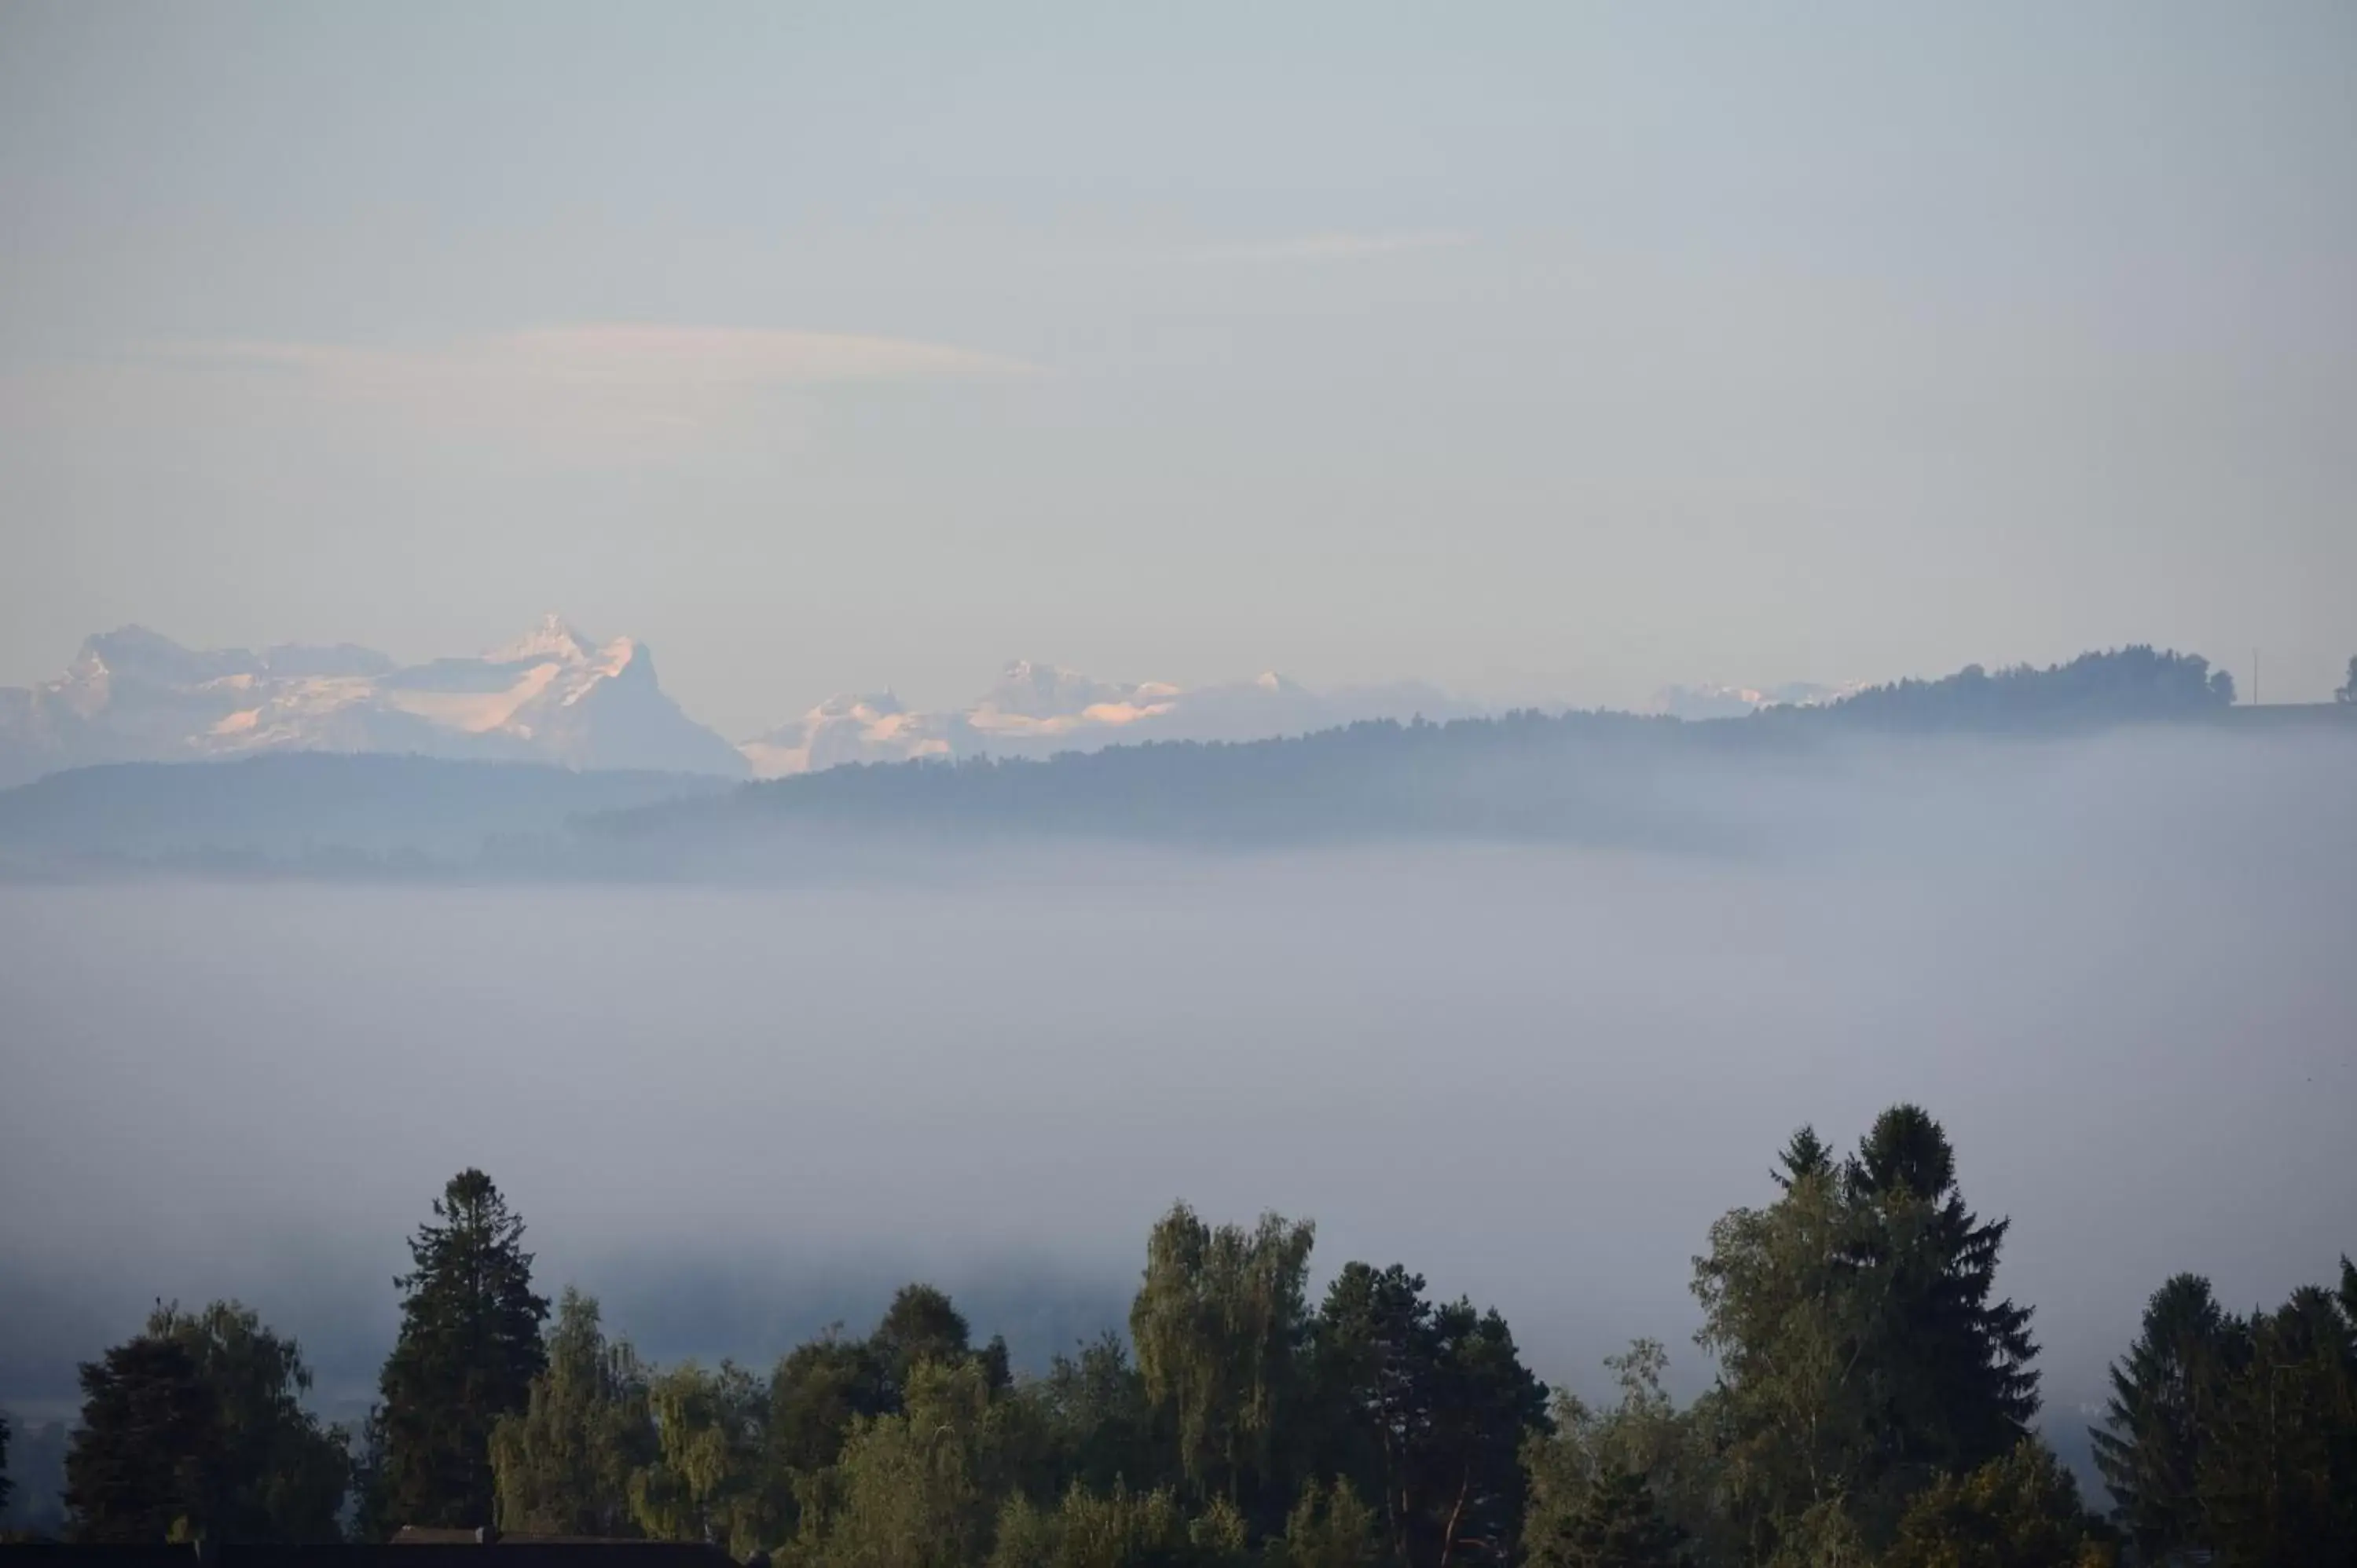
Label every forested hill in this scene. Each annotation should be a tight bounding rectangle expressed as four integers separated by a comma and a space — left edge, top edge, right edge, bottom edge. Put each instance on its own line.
1, 647, 2342, 877
583, 646, 2328, 860
1769, 645, 2238, 731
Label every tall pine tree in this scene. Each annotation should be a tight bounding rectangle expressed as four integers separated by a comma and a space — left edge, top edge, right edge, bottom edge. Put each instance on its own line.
2090, 1273, 2238, 1558
1845, 1105, 2040, 1475
372, 1168, 550, 1533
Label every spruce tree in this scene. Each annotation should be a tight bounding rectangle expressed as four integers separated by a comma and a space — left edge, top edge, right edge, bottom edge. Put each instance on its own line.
2195, 1280, 2357, 1564
2090, 1273, 2238, 1557
1695, 1105, 2040, 1552
1846, 1105, 2040, 1474
1770, 1125, 1832, 1191
1, 1406, 13, 1519
372, 1168, 550, 1532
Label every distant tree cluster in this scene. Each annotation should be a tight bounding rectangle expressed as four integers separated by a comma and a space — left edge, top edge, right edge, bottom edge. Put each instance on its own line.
1808, 647, 2237, 731
25, 1114, 2356, 1566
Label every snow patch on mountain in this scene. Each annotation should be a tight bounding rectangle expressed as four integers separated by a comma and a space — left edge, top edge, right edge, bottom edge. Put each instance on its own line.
737, 661, 1482, 779
0, 614, 747, 786
1645, 680, 1866, 721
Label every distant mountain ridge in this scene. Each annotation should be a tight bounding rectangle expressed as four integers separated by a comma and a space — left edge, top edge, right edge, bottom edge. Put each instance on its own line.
741, 661, 1482, 778
0, 614, 748, 787
0, 619, 1491, 787
0, 617, 2252, 796
0, 646, 2325, 881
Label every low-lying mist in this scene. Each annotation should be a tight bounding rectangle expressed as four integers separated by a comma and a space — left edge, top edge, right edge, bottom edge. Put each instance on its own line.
2, 724, 2352, 1471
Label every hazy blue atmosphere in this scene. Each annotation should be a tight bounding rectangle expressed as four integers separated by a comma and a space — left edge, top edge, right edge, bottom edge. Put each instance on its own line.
5, 2, 2355, 727
5, 4, 2354, 1557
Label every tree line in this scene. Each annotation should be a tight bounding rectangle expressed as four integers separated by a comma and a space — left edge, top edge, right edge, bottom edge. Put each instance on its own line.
9, 1105, 2352, 1566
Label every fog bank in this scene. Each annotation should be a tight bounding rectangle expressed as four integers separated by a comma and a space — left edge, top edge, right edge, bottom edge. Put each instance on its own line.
2, 727, 2351, 1453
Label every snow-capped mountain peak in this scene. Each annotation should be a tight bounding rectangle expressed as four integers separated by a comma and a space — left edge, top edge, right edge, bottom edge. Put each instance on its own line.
489, 611, 599, 666
735, 661, 1484, 778
0, 617, 748, 787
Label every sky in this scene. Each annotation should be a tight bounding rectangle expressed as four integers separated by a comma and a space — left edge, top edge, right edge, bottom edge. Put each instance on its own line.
2, 1, 2352, 737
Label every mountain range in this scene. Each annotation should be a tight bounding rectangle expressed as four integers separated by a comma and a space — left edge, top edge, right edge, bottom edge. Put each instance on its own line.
0, 617, 1491, 789
0, 644, 2311, 878
0, 616, 745, 788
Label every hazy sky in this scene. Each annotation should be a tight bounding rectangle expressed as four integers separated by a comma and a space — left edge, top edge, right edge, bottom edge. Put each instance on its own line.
2, 2, 2352, 735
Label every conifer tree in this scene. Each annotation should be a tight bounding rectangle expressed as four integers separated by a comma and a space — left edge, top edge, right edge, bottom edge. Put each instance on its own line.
2194, 1279, 2357, 1565
1845, 1105, 2040, 1474
2090, 1273, 2238, 1557
1770, 1126, 1833, 1191
1695, 1105, 2039, 1553
372, 1168, 550, 1532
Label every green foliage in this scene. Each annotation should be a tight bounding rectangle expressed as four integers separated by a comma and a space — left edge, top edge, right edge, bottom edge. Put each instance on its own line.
795, 1358, 1009, 1568
62, 1302, 347, 1544
874, 1285, 982, 1403
629, 1358, 780, 1553
1308, 1262, 1549, 1568
1846, 1106, 2040, 1472
1522, 1342, 1724, 1564
1267, 1478, 1377, 1568
1531, 1469, 1683, 1568
1761, 1498, 1872, 1568
2194, 1275, 2357, 1566
1692, 1106, 2039, 1555
372, 1168, 551, 1532
2088, 1273, 2238, 1557
1034, 1333, 1166, 1500
489, 1288, 658, 1537
1882, 1438, 2108, 1568
988, 1481, 1193, 1568
773, 1329, 893, 1479
68, 1100, 2355, 1568
1130, 1204, 1316, 1508
64, 1336, 221, 1542
145, 1300, 350, 1541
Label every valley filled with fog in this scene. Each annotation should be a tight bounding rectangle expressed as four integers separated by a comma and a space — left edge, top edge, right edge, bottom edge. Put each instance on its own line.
4, 722, 2351, 1477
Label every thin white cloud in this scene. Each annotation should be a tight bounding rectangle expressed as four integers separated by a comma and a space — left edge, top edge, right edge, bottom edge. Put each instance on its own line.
1195, 230, 1473, 264
131, 325, 1041, 456
155, 324, 1039, 390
